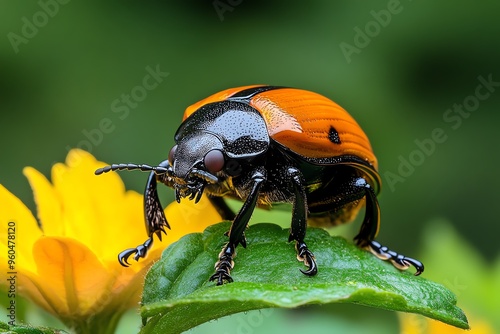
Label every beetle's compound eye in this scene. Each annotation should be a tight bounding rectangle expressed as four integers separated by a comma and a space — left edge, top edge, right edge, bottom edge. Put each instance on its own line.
204, 149, 225, 174
168, 145, 178, 165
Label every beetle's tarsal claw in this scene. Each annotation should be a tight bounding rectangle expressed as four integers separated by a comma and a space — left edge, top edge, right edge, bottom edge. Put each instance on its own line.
134, 245, 147, 260
210, 270, 234, 286
296, 242, 318, 276
402, 257, 424, 276
210, 244, 235, 285
117, 237, 154, 267
368, 240, 424, 275
118, 248, 137, 267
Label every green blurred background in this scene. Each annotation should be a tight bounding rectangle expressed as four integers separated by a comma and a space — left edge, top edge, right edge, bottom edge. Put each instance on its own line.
1, 1, 499, 333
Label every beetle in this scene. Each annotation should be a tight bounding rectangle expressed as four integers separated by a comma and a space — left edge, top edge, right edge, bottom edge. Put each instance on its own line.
95, 85, 424, 285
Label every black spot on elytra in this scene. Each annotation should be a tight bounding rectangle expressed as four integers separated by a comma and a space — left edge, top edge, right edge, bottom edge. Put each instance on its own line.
328, 126, 341, 144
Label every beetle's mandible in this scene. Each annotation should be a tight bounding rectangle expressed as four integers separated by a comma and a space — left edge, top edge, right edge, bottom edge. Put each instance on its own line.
95, 85, 424, 285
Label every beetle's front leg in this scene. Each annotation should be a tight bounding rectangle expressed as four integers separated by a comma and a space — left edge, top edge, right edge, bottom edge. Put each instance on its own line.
119, 164, 172, 267
287, 167, 318, 276
210, 169, 266, 285
118, 236, 154, 266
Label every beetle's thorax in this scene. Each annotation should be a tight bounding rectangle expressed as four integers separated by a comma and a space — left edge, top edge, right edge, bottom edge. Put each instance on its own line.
169, 100, 274, 202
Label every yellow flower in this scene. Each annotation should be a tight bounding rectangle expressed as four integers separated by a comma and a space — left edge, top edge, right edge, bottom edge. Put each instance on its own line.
0, 149, 221, 333
399, 312, 494, 334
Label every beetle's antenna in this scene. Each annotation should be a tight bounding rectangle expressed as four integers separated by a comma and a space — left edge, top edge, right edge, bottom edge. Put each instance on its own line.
95, 163, 170, 176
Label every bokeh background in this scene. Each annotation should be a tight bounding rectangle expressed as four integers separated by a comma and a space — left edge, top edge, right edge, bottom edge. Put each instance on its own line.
1, 1, 499, 333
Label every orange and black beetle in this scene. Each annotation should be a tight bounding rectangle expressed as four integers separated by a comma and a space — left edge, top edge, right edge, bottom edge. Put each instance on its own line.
96, 85, 423, 285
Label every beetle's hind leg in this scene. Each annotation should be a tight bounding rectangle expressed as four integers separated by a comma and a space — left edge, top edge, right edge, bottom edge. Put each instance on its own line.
354, 177, 424, 275
367, 240, 424, 275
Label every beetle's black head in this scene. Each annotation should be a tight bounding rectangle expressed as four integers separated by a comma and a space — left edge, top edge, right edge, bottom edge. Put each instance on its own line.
168, 100, 271, 201
169, 132, 224, 180
165, 131, 224, 202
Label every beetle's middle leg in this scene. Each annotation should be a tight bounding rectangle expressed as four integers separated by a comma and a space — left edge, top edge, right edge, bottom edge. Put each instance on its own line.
209, 169, 266, 285
288, 167, 318, 276
208, 196, 251, 247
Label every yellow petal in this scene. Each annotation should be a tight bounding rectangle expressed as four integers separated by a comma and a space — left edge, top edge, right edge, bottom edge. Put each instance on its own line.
104, 194, 222, 269
46, 149, 165, 266
428, 317, 493, 334
50, 149, 129, 256
97, 189, 165, 272
399, 312, 493, 334
16, 269, 60, 314
23, 166, 64, 236
164, 194, 223, 244
0, 184, 41, 272
106, 247, 163, 307
1, 148, 226, 328
31, 236, 112, 318
103, 190, 151, 261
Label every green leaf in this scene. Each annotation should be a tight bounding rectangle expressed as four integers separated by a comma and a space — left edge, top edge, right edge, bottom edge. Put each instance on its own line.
0, 321, 68, 334
140, 222, 468, 334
